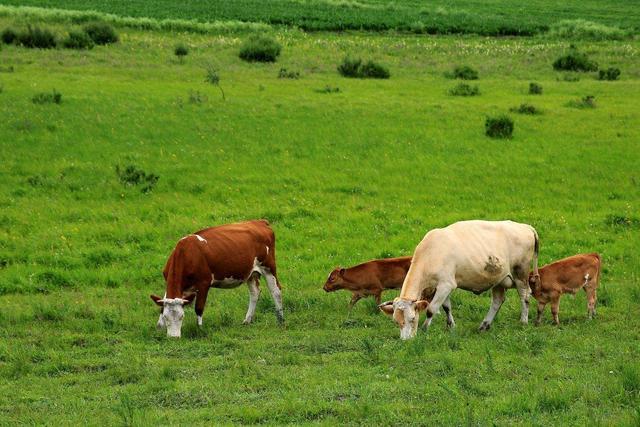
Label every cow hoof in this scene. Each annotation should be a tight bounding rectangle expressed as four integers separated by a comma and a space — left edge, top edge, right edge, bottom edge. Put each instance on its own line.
242, 318, 253, 325
447, 321, 456, 329
479, 322, 490, 331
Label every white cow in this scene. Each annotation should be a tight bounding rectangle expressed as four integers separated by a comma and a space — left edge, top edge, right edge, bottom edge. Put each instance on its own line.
379, 220, 539, 340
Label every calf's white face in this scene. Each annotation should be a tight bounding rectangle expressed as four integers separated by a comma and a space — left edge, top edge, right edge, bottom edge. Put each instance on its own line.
379, 298, 429, 340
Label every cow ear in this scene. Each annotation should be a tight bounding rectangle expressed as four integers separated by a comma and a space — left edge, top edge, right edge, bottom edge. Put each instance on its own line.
150, 294, 164, 307
415, 300, 429, 312
182, 293, 196, 306
378, 301, 394, 317
339, 268, 345, 276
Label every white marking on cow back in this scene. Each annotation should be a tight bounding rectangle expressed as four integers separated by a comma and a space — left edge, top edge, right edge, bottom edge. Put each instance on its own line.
195, 234, 206, 243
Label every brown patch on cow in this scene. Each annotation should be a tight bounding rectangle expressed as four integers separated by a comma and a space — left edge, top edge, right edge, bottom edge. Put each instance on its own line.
484, 255, 502, 274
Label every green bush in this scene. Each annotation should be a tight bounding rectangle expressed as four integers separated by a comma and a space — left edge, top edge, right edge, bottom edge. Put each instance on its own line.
448, 83, 479, 96
337, 57, 390, 79
529, 82, 543, 94
548, 20, 628, 41
1, 27, 18, 44
239, 34, 281, 63
278, 68, 300, 79
485, 115, 514, 139
83, 22, 118, 45
32, 90, 62, 104
174, 43, 188, 60
115, 165, 159, 193
448, 65, 479, 80
598, 67, 620, 81
16, 26, 56, 49
314, 85, 341, 94
553, 49, 598, 72
62, 30, 94, 50
567, 95, 596, 109
510, 103, 541, 115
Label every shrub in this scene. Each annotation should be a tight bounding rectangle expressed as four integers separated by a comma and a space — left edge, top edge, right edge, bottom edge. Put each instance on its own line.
16, 26, 56, 49
567, 95, 596, 109
559, 73, 580, 82
188, 90, 207, 104
598, 67, 620, 81
485, 115, 514, 139
553, 49, 598, 72
174, 43, 188, 61
510, 103, 541, 115
359, 60, 390, 79
278, 68, 300, 79
447, 65, 479, 80
529, 82, 543, 94
1, 27, 18, 44
115, 165, 159, 193
548, 20, 628, 41
448, 83, 479, 96
83, 22, 118, 45
238, 34, 281, 62
337, 56, 362, 78
314, 85, 341, 94
204, 64, 225, 100
337, 57, 390, 79
32, 90, 62, 104
62, 30, 94, 50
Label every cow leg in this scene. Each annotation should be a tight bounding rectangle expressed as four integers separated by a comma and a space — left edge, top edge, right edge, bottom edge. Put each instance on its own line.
585, 286, 597, 319
348, 293, 363, 311
443, 295, 455, 328
374, 292, 382, 306
263, 271, 284, 324
421, 282, 455, 330
551, 297, 560, 325
195, 288, 210, 327
479, 286, 506, 331
535, 301, 546, 325
515, 279, 530, 324
157, 308, 165, 330
243, 275, 261, 324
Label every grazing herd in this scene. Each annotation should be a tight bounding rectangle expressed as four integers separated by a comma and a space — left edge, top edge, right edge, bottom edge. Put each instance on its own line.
151, 219, 601, 340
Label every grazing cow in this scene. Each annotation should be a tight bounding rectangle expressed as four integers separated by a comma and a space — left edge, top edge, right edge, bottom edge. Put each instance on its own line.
379, 220, 539, 340
528, 253, 601, 325
323, 256, 412, 309
150, 220, 284, 338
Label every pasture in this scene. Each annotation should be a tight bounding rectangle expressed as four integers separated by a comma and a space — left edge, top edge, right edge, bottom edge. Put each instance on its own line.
1, 13, 640, 425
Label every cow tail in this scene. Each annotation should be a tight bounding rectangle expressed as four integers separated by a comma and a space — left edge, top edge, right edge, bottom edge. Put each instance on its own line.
531, 227, 539, 278
593, 253, 602, 288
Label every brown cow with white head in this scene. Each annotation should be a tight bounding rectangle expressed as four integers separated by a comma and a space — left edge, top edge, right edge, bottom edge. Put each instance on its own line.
150, 220, 284, 338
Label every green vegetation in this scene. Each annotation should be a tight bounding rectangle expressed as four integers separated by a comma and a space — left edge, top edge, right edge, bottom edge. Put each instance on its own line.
278, 67, 300, 79
447, 65, 479, 80
1, 0, 640, 35
82, 21, 118, 45
548, 19, 630, 41
529, 82, 543, 94
337, 56, 390, 79
173, 42, 188, 61
31, 89, 61, 104
485, 115, 514, 138
567, 95, 597, 109
553, 49, 599, 72
0, 13, 639, 427
61, 28, 93, 49
510, 103, 541, 115
15, 24, 56, 48
239, 34, 281, 63
598, 67, 621, 81
448, 82, 479, 96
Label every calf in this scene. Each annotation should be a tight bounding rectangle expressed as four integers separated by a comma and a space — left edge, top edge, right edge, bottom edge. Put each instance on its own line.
150, 220, 284, 338
323, 257, 412, 309
528, 253, 601, 325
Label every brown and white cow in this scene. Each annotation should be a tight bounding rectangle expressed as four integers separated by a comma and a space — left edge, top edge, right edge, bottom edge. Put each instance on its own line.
150, 219, 283, 337
323, 257, 412, 309
528, 253, 601, 325
379, 220, 539, 340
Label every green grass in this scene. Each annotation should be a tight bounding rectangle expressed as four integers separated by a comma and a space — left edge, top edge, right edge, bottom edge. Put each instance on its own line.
1, 0, 640, 34
0, 20, 639, 424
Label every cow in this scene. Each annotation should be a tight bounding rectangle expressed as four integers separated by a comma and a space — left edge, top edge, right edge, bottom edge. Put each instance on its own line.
150, 219, 284, 338
528, 253, 601, 325
323, 256, 412, 309
379, 220, 539, 340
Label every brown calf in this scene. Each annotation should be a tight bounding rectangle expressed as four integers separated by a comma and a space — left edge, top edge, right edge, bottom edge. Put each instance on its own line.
323, 257, 412, 309
528, 253, 601, 325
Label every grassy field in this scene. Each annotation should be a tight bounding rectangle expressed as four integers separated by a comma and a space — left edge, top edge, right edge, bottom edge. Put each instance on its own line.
1, 0, 640, 34
1, 17, 640, 425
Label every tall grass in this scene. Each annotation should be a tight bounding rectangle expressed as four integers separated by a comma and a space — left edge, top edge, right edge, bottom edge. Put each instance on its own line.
548, 19, 629, 40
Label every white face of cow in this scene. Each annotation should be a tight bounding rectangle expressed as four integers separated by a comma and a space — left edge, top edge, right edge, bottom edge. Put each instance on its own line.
379, 298, 429, 340
161, 299, 186, 338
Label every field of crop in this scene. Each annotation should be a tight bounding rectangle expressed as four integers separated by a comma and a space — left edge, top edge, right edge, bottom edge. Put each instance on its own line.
1, 0, 640, 34
1, 12, 640, 426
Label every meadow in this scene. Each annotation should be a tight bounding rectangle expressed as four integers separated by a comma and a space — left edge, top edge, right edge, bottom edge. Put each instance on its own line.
1, 13, 640, 425
1, 0, 640, 34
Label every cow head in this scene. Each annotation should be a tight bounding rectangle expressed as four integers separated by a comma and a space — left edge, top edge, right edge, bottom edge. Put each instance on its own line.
323, 267, 346, 292
379, 298, 429, 340
150, 294, 195, 338
528, 272, 541, 294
